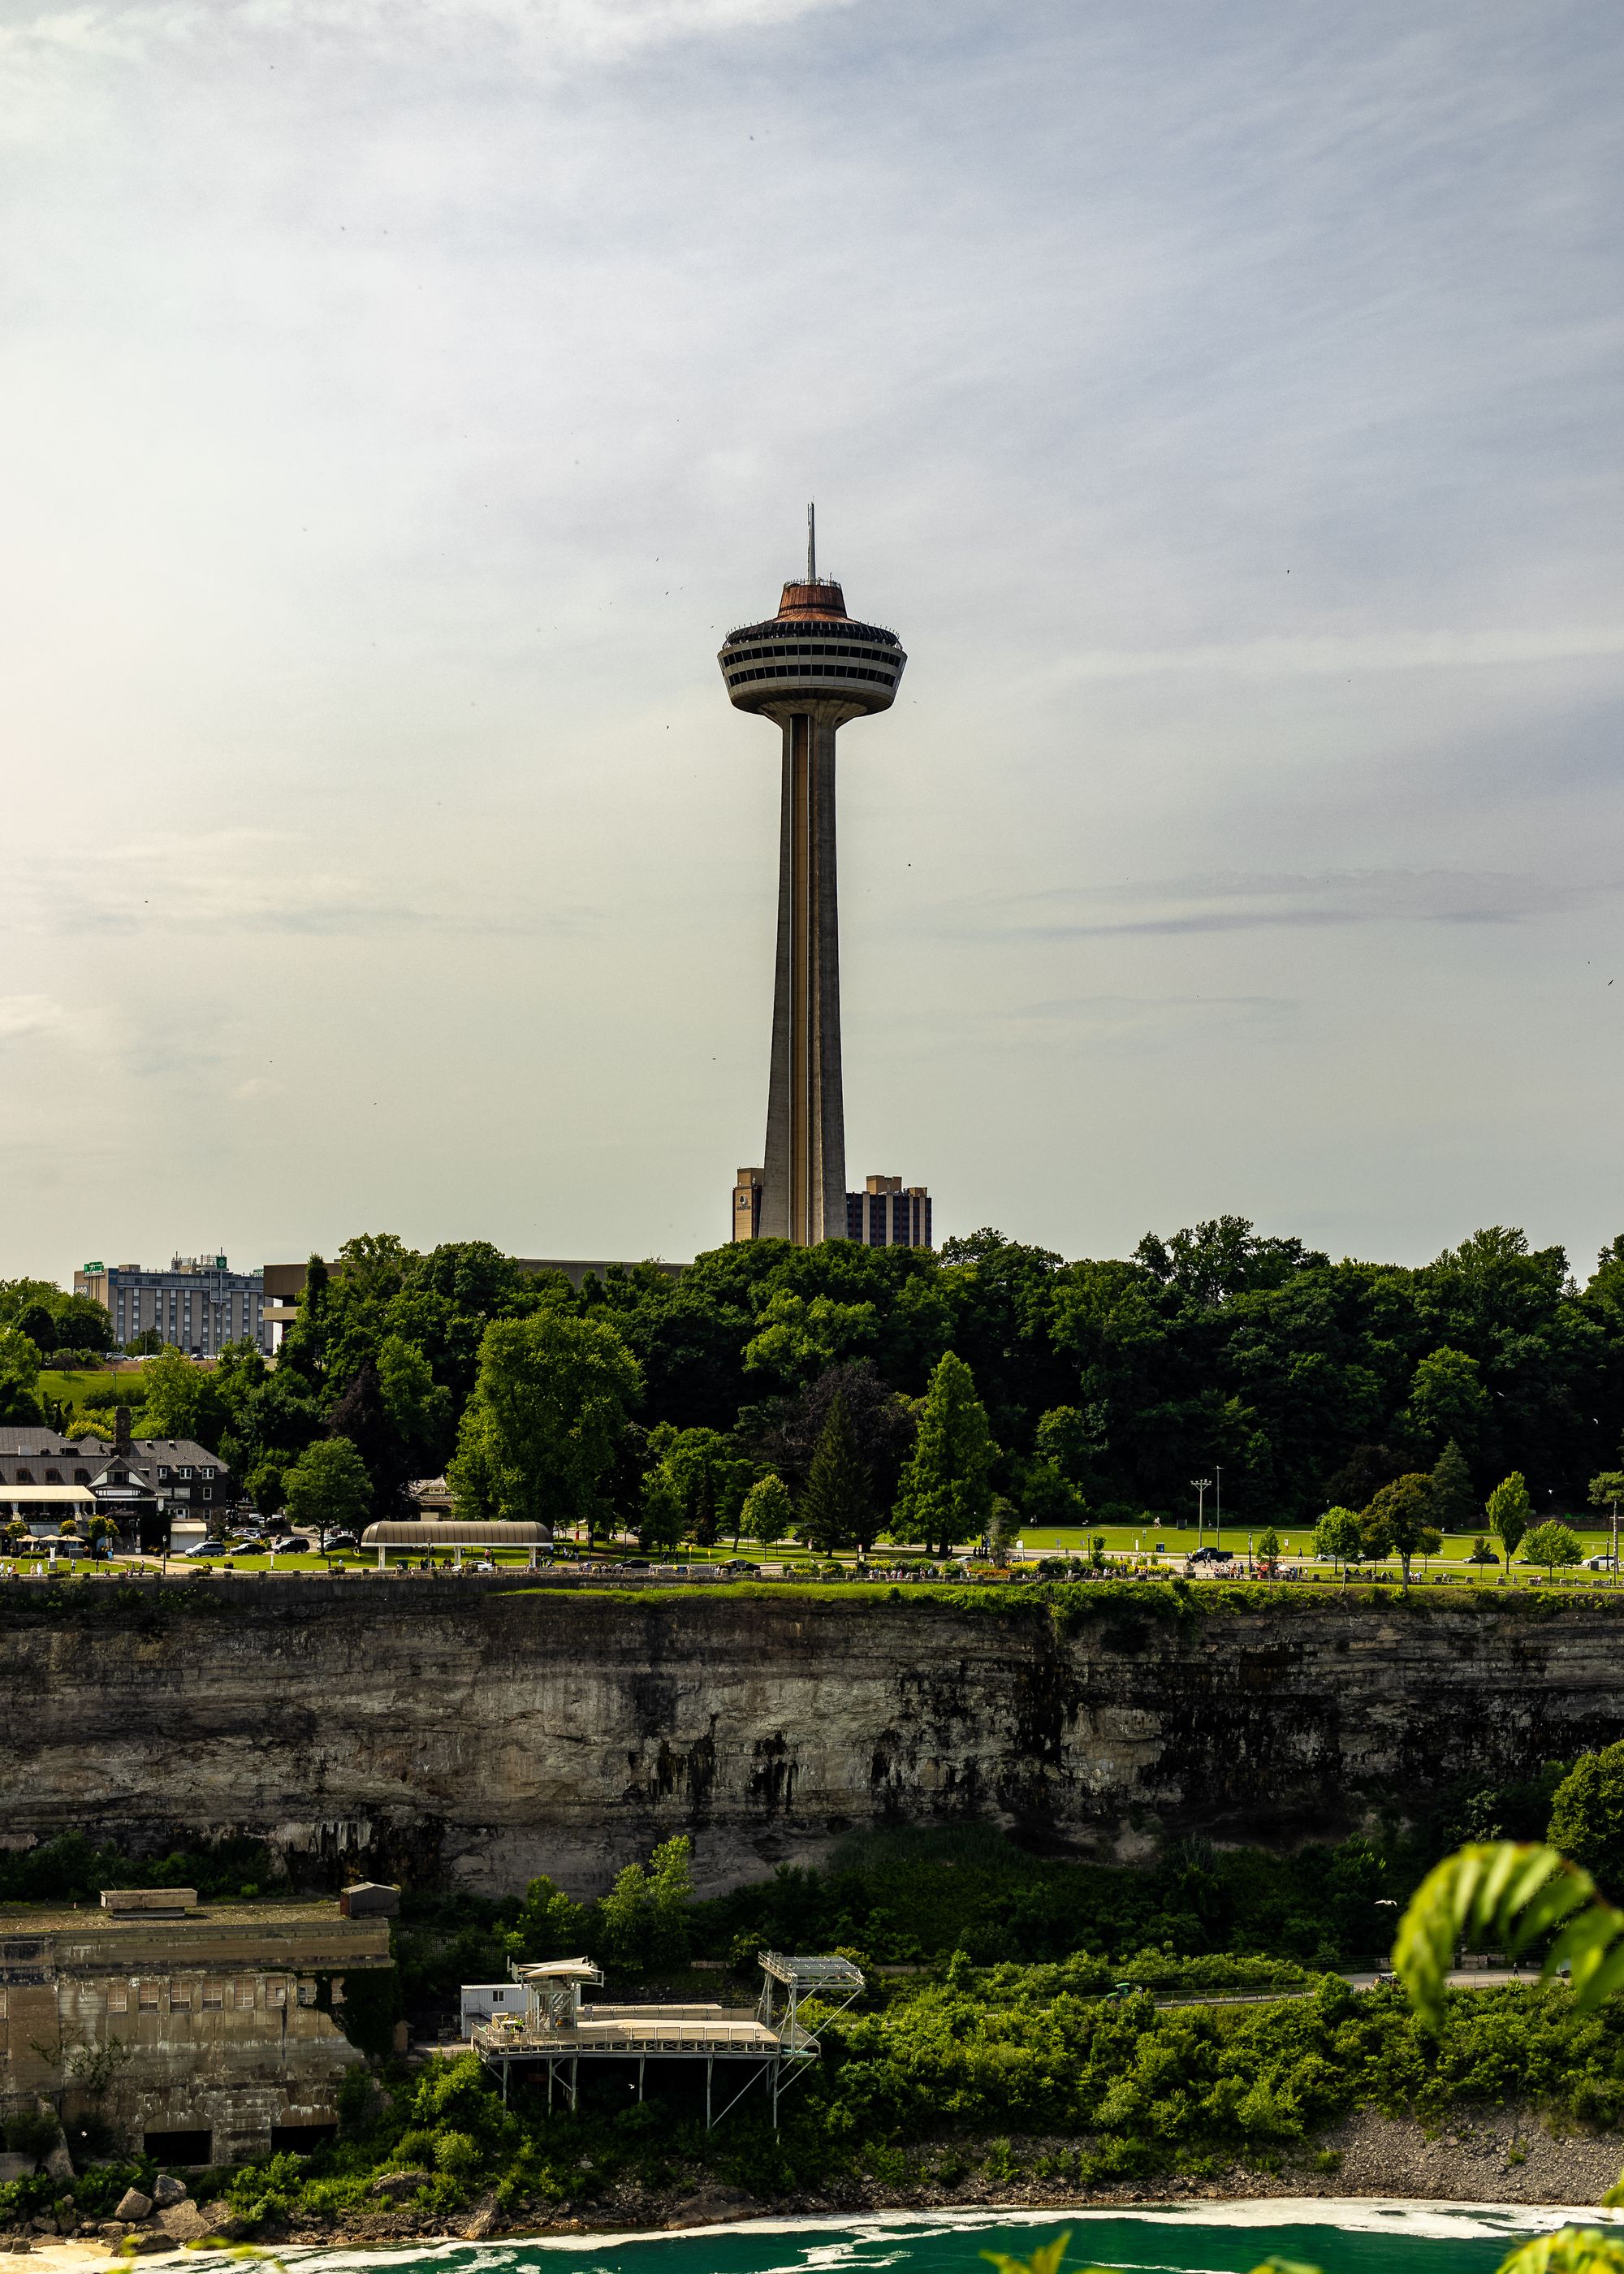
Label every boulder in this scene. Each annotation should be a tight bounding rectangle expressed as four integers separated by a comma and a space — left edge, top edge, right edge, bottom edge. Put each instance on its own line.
461, 2194, 503, 2242
114, 2190, 153, 2224
150, 2177, 188, 2208
41, 2143, 75, 2183
158, 2200, 224, 2243
98, 2222, 132, 2241
369, 2170, 430, 2202
127, 2230, 175, 2254
0, 2158, 32, 2185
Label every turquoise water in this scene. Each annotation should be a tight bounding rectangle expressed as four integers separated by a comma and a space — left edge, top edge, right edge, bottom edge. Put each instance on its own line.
263, 2203, 1608, 2274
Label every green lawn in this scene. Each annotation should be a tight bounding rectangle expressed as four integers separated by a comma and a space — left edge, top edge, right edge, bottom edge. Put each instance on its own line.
39, 1362, 147, 1421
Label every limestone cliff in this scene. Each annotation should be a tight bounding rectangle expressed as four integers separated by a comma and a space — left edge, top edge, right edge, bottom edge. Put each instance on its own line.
4, 1581, 1620, 1893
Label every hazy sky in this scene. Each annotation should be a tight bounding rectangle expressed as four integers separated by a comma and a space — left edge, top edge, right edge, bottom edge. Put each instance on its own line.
4, 0, 1622, 1284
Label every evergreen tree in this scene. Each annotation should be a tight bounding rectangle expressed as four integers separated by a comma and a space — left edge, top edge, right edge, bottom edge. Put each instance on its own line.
801, 1391, 874, 1554
1431, 1438, 1476, 1532
895, 1352, 998, 1556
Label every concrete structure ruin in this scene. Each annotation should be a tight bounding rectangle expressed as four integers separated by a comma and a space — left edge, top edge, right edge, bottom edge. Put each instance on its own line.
0, 1889, 392, 2163
719, 509, 916, 1246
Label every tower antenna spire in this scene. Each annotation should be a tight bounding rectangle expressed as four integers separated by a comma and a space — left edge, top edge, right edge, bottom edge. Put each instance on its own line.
807, 501, 815, 583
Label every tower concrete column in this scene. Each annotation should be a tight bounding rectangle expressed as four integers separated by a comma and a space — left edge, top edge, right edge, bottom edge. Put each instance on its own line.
719, 535, 905, 1247
762, 707, 845, 1243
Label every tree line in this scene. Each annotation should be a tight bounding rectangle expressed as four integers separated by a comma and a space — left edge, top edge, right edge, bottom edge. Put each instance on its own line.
12, 1214, 1624, 1546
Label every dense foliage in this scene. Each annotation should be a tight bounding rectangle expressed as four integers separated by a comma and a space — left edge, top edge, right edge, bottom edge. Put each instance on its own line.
82, 1970, 1624, 2232
28, 1213, 1624, 1537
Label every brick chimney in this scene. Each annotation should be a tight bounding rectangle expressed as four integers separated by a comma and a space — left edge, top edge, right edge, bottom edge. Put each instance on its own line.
114, 1404, 132, 1458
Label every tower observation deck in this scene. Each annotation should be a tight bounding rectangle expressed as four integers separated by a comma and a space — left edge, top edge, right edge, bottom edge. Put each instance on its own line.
719, 509, 907, 1244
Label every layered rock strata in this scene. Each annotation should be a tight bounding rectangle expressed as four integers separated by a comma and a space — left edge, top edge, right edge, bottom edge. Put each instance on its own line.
2, 1583, 1620, 1892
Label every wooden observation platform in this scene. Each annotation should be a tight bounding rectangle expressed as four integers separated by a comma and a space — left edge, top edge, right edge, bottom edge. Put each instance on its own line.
469, 1950, 863, 2129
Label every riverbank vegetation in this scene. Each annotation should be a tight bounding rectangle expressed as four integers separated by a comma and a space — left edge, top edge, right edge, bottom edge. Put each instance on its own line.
6, 1750, 1624, 2240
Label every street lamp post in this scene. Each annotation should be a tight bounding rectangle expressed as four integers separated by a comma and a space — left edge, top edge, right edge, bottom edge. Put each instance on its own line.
1191, 1476, 1212, 1550
1215, 1465, 1223, 1554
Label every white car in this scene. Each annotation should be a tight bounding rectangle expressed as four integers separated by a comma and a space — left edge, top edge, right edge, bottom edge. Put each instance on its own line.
1580, 1553, 1618, 1571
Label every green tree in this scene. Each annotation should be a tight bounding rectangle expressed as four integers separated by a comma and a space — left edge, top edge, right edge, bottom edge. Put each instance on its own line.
1401, 1345, 1489, 1457
595, 1835, 693, 1975
1313, 1507, 1362, 1571
506, 1874, 589, 1962
1488, 1472, 1534, 1565
378, 1334, 452, 1463
1522, 1520, 1584, 1580
740, 1472, 793, 1548
649, 1426, 754, 1548
800, 1391, 874, 1554
742, 1290, 878, 1390
1466, 1535, 1498, 1565
448, 1310, 641, 1532
246, 1459, 285, 1517
0, 1326, 44, 1427
1589, 1472, 1624, 1566
138, 1344, 219, 1443
894, 1351, 998, 1556
1431, 1438, 1477, 1532
1363, 1472, 1436, 1585
1548, 1744, 1624, 1896
84, 1511, 119, 1560
1359, 1502, 1394, 1567
1256, 1526, 1281, 1569
283, 1436, 372, 1546
636, 1464, 685, 1554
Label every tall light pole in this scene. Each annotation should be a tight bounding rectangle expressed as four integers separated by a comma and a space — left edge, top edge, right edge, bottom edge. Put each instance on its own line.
1191, 1476, 1212, 1550
1214, 1464, 1223, 1550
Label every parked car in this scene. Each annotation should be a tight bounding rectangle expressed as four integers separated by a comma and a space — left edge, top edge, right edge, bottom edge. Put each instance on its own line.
719, 1559, 761, 1575
620, 1557, 650, 1571
1188, 1546, 1232, 1564
1581, 1553, 1617, 1571
271, 1533, 313, 1554
182, 1541, 229, 1559
324, 1533, 361, 1554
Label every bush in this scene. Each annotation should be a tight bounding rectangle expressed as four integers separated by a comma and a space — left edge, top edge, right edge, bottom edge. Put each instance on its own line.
432, 2129, 481, 2181
3, 2108, 61, 2161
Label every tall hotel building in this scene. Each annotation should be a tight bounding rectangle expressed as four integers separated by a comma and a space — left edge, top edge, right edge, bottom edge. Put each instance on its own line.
75, 1255, 270, 1355
720, 513, 931, 1250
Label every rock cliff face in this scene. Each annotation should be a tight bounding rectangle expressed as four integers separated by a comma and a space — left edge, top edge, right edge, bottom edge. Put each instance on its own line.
5, 1583, 1622, 1893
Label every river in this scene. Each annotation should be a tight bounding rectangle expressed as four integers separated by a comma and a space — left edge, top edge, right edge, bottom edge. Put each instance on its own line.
236, 2200, 1618, 2274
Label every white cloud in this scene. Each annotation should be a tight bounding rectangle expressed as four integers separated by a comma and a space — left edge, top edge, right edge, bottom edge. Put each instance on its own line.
0, 994, 106, 1048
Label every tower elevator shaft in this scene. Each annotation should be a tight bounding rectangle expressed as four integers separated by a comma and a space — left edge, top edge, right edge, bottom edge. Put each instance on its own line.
762, 707, 846, 1244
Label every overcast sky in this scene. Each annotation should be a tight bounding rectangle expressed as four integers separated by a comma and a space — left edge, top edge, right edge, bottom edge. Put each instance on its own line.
3, 0, 1622, 1285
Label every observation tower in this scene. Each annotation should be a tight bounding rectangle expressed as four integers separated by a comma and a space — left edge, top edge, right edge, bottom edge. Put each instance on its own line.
719, 509, 907, 1245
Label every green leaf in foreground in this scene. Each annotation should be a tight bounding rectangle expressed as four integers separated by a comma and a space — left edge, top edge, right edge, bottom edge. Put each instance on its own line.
980, 2235, 1070, 2274
1393, 1841, 1624, 2028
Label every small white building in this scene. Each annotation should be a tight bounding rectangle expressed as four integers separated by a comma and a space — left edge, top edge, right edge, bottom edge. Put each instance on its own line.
459, 1981, 525, 2035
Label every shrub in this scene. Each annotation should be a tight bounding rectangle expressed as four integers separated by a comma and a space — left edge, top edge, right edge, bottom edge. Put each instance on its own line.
3, 2108, 61, 2161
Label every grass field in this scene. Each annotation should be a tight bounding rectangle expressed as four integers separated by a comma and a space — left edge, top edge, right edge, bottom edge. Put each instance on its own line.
38, 1362, 147, 1419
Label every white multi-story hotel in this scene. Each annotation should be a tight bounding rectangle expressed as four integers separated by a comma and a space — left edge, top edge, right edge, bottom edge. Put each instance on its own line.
74, 1254, 270, 1355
